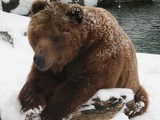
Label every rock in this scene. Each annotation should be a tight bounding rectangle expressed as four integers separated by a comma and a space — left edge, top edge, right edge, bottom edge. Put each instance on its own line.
2, 0, 19, 12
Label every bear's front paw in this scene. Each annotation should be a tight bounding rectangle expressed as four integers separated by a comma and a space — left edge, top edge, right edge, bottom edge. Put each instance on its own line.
40, 111, 52, 120
25, 106, 43, 120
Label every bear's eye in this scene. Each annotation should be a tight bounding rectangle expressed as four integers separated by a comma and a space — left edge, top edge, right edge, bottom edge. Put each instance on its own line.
34, 34, 41, 40
53, 36, 62, 42
35, 36, 40, 40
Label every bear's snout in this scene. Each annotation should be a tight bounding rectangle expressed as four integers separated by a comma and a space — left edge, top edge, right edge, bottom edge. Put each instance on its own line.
33, 55, 45, 69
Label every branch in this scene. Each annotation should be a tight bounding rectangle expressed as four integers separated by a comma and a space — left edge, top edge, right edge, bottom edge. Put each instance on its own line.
0, 31, 14, 46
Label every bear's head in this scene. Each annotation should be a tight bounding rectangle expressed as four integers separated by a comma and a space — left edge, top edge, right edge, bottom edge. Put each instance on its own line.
28, 0, 87, 72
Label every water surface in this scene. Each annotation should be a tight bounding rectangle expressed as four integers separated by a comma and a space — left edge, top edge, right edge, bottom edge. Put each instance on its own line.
106, 3, 160, 54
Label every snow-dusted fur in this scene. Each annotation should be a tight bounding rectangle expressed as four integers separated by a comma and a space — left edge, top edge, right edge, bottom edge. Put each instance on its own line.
82, 5, 149, 118
18, 1, 148, 119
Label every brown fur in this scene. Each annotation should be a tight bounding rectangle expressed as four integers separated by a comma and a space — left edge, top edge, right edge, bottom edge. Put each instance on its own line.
18, 0, 148, 119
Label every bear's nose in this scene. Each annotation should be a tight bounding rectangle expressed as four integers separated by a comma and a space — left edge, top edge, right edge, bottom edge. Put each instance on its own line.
33, 55, 45, 67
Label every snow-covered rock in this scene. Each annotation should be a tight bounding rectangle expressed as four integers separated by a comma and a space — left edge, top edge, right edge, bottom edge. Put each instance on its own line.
11, 0, 33, 15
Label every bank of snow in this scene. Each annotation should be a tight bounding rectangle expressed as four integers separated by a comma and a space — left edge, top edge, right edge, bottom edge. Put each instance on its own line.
0, 11, 160, 120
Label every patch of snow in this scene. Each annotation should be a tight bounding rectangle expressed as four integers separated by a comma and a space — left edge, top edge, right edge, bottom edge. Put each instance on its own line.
24, 106, 43, 120
2, 0, 10, 3
0, 11, 33, 93
0, 91, 24, 120
95, 88, 134, 102
0, 10, 30, 34
111, 112, 129, 120
84, 0, 98, 6
60, 0, 72, 3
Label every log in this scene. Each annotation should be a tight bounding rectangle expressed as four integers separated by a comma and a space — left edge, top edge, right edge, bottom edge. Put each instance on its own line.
71, 97, 125, 120
25, 89, 136, 120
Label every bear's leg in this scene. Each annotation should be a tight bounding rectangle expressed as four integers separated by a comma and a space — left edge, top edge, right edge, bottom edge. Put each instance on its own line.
18, 80, 46, 112
18, 64, 63, 112
40, 78, 100, 120
125, 85, 148, 118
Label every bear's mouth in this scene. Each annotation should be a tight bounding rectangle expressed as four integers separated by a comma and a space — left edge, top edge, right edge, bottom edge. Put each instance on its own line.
35, 64, 51, 71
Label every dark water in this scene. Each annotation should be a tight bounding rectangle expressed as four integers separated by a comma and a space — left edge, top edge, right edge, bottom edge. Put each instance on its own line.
106, 3, 160, 54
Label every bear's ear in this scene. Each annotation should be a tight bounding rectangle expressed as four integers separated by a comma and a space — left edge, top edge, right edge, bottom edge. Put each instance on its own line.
66, 5, 83, 25
31, 0, 49, 15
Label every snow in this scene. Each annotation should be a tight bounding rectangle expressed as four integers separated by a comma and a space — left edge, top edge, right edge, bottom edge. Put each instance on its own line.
2, 0, 10, 3
94, 88, 134, 102
111, 113, 129, 120
60, 0, 72, 4
0, 10, 160, 120
0, 10, 30, 35
84, 0, 98, 6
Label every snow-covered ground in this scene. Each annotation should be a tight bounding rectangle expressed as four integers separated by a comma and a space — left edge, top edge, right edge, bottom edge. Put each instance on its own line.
0, 10, 160, 120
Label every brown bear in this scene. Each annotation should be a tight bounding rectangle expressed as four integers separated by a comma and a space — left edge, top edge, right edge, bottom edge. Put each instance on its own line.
18, 0, 148, 120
